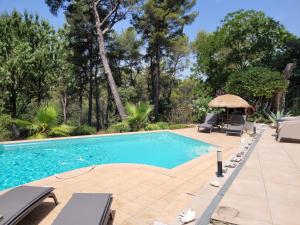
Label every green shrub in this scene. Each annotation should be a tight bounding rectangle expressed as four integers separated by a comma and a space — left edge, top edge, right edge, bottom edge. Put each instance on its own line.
145, 123, 160, 131
71, 125, 96, 136
126, 102, 153, 131
27, 133, 47, 140
49, 124, 75, 137
35, 105, 58, 127
145, 123, 190, 130
106, 122, 130, 133
247, 112, 271, 124
169, 124, 191, 130
265, 110, 291, 125
0, 114, 12, 141
156, 122, 169, 129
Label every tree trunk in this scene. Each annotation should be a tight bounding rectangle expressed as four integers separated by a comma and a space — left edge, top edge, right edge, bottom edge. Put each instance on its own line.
91, 0, 127, 120
10, 89, 17, 118
88, 77, 93, 126
78, 76, 83, 126
151, 51, 160, 119
37, 76, 42, 105
281, 63, 296, 111
94, 78, 104, 131
61, 90, 67, 123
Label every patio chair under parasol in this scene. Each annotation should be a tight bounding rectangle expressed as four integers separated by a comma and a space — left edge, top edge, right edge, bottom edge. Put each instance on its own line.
208, 94, 251, 135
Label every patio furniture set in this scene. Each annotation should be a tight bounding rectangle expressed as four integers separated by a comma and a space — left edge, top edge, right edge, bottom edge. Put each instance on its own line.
0, 186, 113, 225
197, 113, 247, 136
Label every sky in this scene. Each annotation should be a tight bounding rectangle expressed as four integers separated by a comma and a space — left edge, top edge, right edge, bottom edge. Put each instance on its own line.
1, 0, 300, 42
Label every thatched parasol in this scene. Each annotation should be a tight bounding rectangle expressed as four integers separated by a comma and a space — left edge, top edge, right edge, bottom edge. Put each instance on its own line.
208, 94, 251, 127
208, 94, 250, 108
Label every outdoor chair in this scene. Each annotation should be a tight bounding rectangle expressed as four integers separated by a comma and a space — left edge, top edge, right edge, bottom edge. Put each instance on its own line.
52, 193, 114, 225
197, 113, 218, 133
277, 120, 300, 142
276, 116, 300, 133
226, 114, 246, 136
0, 186, 58, 225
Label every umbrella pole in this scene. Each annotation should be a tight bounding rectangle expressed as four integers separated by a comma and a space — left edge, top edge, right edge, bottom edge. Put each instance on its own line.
226, 107, 228, 130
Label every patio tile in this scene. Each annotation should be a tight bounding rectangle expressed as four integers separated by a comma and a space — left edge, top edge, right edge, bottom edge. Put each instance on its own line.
262, 170, 300, 186
120, 216, 148, 225
268, 199, 300, 225
213, 193, 272, 224
119, 201, 145, 215
237, 166, 264, 182
227, 178, 267, 199
260, 160, 298, 173
258, 152, 291, 162
265, 183, 300, 206
113, 211, 132, 225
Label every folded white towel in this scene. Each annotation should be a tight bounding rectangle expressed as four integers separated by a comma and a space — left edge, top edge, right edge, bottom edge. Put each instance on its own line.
210, 180, 220, 187
178, 209, 196, 224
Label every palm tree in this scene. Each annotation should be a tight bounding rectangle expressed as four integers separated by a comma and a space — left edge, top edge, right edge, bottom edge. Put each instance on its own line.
28, 105, 58, 138
126, 102, 153, 131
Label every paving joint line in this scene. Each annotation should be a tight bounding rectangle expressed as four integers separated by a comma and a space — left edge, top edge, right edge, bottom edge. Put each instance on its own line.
196, 127, 266, 225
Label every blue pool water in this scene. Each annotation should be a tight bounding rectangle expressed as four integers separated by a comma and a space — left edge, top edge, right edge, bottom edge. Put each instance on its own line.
0, 132, 213, 190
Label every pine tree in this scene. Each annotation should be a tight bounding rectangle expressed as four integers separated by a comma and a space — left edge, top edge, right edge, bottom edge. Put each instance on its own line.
132, 0, 197, 119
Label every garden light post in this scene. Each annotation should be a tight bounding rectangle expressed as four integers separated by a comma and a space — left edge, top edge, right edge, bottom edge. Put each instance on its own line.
217, 149, 223, 177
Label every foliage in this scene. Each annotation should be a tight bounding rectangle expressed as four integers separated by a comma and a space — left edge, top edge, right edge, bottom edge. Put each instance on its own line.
0, 114, 12, 141
2, 6, 300, 140
145, 122, 191, 130
247, 112, 271, 124
192, 96, 212, 122
27, 133, 48, 140
106, 122, 130, 133
35, 105, 58, 128
225, 67, 288, 100
71, 125, 96, 136
0, 11, 59, 117
132, 0, 197, 117
145, 122, 169, 130
126, 102, 153, 131
170, 78, 213, 123
192, 10, 292, 91
290, 100, 300, 116
169, 124, 191, 130
266, 110, 291, 125
49, 124, 75, 137
155, 122, 169, 129
145, 123, 161, 131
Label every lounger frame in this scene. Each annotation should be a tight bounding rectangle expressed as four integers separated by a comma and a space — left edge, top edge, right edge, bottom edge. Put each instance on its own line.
0, 187, 58, 225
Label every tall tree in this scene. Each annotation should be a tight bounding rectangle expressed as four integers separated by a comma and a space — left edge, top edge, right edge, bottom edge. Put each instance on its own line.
0, 11, 58, 118
55, 27, 76, 123
132, 0, 197, 118
65, 0, 100, 126
193, 10, 292, 92
45, 0, 138, 120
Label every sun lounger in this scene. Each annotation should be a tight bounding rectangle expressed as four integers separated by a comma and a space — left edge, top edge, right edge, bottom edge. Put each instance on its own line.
52, 193, 113, 225
0, 185, 58, 225
276, 116, 300, 133
226, 115, 246, 136
198, 113, 218, 133
277, 120, 300, 142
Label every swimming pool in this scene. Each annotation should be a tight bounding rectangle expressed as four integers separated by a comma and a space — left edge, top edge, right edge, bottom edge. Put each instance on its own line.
0, 131, 213, 190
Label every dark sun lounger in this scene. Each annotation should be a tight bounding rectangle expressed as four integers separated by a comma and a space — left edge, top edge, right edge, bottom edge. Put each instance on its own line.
198, 113, 218, 133
0, 186, 58, 225
52, 193, 113, 225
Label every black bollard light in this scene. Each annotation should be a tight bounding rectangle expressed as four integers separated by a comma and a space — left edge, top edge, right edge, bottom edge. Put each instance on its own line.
217, 149, 223, 177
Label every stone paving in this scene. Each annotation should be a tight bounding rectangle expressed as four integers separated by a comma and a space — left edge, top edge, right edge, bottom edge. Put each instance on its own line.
1, 127, 243, 225
211, 127, 300, 225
